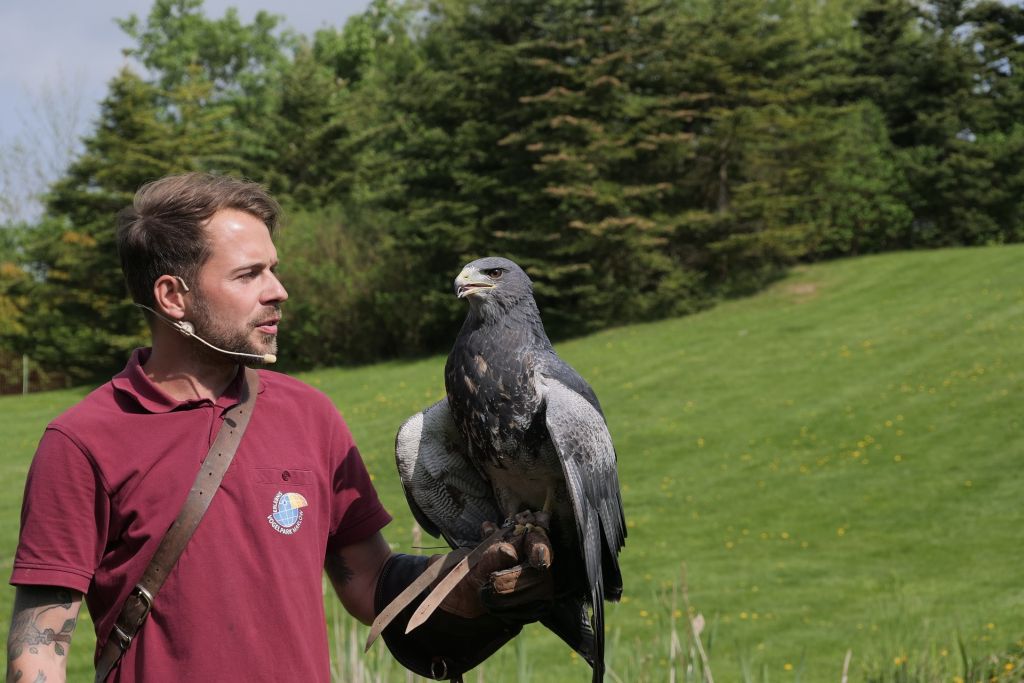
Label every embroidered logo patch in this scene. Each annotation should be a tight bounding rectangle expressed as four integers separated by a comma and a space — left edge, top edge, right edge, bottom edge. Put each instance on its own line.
268, 491, 308, 535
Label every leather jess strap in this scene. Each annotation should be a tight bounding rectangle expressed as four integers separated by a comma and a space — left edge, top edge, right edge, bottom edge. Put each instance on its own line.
94, 368, 260, 682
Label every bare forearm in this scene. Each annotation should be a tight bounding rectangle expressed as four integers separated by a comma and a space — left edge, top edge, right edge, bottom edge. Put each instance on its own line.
6, 656, 63, 683
6, 587, 82, 683
325, 532, 393, 625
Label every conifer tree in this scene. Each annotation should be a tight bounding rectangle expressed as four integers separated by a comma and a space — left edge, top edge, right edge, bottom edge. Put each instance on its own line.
503, 0, 707, 331
11, 68, 244, 381
669, 0, 859, 289
344, 0, 713, 342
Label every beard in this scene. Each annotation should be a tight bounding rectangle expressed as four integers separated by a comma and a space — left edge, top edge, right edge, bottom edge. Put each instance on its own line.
188, 289, 279, 366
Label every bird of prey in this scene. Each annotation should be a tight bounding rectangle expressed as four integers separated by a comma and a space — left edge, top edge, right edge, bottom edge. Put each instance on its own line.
395, 256, 626, 682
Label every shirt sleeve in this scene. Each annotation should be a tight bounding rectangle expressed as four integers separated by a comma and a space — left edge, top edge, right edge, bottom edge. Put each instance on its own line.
10, 426, 110, 593
326, 415, 392, 551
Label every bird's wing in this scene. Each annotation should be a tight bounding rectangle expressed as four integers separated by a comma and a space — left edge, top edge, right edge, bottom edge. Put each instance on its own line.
542, 375, 626, 681
541, 374, 626, 575
395, 398, 499, 548
542, 354, 606, 417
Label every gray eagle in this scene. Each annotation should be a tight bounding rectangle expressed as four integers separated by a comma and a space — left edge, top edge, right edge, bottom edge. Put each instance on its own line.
395, 256, 626, 682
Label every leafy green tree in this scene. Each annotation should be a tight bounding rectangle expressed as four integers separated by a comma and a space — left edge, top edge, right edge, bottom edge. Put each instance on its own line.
806, 102, 914, 257
0, 226, 29, 349
118, 0, 296, 186
273, 204, 391, 368
117, 0, 291, 105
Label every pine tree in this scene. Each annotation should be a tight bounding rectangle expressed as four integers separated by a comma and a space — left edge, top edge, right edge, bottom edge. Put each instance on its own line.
850, 0, 1024, 245
258, 43, 349, 205
436, 0, 703, 331
666, 0, 861, 290
11, 67, 246, 381
343, 0, 713, 343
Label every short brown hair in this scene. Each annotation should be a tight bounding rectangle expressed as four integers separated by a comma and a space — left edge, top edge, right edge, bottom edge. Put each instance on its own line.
116, 172, 281, 307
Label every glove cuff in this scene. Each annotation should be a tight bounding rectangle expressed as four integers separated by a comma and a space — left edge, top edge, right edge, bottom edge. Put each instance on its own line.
375, 553, 522, 680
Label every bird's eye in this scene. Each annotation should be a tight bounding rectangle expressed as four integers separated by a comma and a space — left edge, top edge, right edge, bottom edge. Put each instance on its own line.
483, 268, 504, 279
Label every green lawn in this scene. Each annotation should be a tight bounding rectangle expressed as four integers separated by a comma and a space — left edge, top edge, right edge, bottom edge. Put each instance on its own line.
2, 245, 1022, 681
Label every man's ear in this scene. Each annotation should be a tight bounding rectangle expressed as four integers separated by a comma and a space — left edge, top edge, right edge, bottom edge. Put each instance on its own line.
153, 275, 190, 320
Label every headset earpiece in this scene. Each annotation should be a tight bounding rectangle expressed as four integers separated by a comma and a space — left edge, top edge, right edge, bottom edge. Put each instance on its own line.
132, 302, 275, 364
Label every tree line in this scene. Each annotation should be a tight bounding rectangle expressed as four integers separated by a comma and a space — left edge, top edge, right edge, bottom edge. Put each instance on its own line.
2, 0, 1022, 390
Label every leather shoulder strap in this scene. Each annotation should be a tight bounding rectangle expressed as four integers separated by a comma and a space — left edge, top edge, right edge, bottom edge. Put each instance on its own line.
95, 367, 260, 682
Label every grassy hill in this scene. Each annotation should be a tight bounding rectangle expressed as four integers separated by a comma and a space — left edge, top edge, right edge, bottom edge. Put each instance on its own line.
2, 245, 1022, 681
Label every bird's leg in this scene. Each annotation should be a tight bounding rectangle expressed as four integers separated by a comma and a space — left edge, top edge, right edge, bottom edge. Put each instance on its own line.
543, 486, 554, 515
495, 488, 523, 529
510, 486, 555, 531
523, 488, 555, 569
533, 486, 554, 529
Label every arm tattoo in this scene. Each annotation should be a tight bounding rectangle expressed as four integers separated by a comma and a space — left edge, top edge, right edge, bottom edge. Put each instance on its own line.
324, 553, 354, 586
7, 588, 78, 681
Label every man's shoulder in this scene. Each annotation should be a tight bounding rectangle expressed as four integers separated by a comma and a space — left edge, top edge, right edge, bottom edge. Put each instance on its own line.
48, 380, 120, 436
253, 370, 357, 447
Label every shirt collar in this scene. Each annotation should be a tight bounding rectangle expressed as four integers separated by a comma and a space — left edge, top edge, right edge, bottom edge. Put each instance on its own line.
111, 348, 265, 414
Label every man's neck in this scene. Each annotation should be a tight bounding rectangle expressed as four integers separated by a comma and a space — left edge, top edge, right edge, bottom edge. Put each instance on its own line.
144, 336, 241, 402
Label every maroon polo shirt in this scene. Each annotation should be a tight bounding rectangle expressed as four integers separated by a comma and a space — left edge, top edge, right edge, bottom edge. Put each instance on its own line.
11, 348, 392, 681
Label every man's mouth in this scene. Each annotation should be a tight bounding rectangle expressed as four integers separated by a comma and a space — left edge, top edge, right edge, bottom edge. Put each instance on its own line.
255, 316, 281, 335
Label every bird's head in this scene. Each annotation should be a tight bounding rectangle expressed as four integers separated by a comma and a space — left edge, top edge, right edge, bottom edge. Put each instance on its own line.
454, 256, 534, 312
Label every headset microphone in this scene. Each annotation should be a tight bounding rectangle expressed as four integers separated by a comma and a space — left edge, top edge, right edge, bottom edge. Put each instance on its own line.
135, 303, 277, 364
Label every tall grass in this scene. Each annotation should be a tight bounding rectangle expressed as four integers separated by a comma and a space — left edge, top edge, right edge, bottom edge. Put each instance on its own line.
334, 555, 1024, 682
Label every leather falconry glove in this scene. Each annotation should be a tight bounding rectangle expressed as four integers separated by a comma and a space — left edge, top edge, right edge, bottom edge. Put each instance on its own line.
429, 510, 555, 623
372, 511, 555, 681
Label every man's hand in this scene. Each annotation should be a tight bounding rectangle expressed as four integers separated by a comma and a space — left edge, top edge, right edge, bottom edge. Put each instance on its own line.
434, 511, 555, 623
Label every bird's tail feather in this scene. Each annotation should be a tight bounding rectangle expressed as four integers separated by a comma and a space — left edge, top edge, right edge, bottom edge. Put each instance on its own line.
582, 508, 607, 682
540, 596, 596, 666
601, 516, 624, 602
590, 585, 606, 683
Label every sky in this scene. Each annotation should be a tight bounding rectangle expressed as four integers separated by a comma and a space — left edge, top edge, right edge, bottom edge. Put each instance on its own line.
0, 0, 369, 157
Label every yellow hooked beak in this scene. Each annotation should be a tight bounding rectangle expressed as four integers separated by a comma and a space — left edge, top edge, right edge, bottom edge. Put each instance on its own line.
454, 268, 496, 299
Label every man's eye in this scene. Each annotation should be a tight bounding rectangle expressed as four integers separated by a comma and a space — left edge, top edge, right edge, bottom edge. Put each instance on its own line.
484, 268, 504, 279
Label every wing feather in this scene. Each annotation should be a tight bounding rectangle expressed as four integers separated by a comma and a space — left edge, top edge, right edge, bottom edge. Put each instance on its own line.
395, 398, 499, 548
542, 377, 626, 591
543, 377, 626, 683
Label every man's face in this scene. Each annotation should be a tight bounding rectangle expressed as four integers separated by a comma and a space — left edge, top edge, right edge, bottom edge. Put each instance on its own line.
186, 208, 288, 364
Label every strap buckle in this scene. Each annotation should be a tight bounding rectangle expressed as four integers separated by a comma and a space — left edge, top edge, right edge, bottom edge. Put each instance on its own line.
131, 583, 155, 619
111, 624, 133, 652
112, 584, 155, 652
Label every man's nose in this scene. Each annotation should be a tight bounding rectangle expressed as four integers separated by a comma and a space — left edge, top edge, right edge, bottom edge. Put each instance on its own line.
264, 272, 288, 304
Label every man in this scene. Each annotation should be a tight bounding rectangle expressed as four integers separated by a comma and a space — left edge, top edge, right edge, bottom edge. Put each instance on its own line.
6, 173, 549, 682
